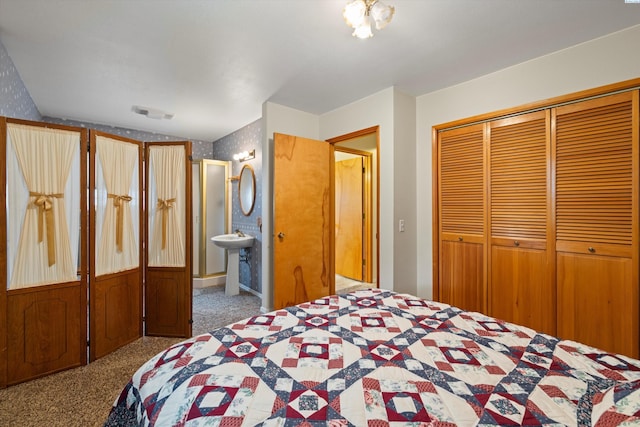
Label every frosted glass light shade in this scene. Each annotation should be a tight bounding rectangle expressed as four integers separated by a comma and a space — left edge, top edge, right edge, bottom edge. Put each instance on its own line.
352, 15, 373, 39
370, 1, 394, 29
343, 0, 366, 28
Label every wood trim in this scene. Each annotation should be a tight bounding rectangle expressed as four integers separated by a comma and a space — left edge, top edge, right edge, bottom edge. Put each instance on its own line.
0, 117, 7, 388
431, 127, 439, 301
327, 126, 379, 143
335, 146, 373, 283
328, 126, 380, 288
482, 123, 489, 315
434, 77, 640, 131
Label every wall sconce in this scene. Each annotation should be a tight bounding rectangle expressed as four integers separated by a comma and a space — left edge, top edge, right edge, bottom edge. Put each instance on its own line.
233, 149, 255, 162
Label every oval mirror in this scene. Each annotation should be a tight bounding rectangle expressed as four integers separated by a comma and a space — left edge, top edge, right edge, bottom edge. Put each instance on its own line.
238, 164, 256, 216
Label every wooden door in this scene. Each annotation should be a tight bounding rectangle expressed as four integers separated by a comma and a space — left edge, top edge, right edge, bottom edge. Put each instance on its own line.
554, 91, 638, 358
89, 131, 143, 361
335, 157, 363, 281
273, 133, 334, 309
144, 142, 192, 338
1, 118, 88, 387
437, 124, 486, 313
488, 111, 555, 334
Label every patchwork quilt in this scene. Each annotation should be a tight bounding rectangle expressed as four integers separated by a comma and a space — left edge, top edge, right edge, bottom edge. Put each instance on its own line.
105, 289, 640, 426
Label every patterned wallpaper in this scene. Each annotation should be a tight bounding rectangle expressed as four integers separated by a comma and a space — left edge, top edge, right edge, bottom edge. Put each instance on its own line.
213, 118, 263, 294
42, 116, 213, 160
0, 40, 41, 120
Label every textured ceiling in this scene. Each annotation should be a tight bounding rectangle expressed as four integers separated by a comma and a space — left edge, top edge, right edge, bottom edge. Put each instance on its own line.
1, 0, 639, 141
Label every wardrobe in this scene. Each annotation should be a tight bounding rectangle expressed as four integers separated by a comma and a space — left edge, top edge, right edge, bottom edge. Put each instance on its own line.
0, 118, 193, 387
433, 79, 639, 359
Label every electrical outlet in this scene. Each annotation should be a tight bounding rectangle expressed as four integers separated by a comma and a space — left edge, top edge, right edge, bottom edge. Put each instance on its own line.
399, 219, 405, 232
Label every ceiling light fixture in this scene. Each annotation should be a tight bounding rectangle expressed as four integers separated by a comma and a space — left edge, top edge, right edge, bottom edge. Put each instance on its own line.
343, 0, 394, 39
132, 105, 174, 120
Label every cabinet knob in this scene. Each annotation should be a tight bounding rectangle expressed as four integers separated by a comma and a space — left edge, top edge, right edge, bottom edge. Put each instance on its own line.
278, 232, 285, 239
458, 236, 463, 242
588, 246, 595, 253
514, 240, 520, 247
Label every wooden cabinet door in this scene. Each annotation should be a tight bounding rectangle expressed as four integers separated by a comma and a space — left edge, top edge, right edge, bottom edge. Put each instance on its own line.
554, 91, 638, 358
437, 124, 485, 312
488, 111, 555, 334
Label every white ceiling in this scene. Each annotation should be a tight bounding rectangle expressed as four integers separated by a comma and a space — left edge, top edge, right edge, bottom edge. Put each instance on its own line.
1, 0, 639, 142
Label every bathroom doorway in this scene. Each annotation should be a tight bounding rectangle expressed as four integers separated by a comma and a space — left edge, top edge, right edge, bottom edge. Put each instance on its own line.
329, 127, 379, 292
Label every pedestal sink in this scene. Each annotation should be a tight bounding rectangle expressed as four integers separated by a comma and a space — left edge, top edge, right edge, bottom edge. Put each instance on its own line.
211, 234, 254, 295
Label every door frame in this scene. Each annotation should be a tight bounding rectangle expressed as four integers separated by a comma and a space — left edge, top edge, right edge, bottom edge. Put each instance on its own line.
327, 126, 380, 287
334, 147, 373, 283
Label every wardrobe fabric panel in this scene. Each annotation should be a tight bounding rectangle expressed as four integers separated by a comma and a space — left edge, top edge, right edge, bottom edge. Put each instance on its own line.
147, 145, 186, 267
6, 123, 81, 289
95, 135, 140, 276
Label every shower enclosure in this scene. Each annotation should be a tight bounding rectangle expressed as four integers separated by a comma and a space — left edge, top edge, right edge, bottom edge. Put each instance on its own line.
192, 159, 230, 286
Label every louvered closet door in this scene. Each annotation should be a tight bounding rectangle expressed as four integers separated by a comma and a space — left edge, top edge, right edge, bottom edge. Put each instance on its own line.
488, 111, 555, 335
438, 124, 485, 313
554, 91, 638, 358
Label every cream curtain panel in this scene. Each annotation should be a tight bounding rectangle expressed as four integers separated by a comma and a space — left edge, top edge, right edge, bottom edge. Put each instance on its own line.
147, 145, 185, 267
6, 124, 81, 289
95, 136, 139, 276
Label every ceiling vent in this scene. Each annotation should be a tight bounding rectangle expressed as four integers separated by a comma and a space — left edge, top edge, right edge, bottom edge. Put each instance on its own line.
132, 105, 174, 120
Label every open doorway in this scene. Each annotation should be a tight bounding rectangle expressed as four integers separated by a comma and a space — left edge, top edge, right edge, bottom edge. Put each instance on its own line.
328, 127, 379, 292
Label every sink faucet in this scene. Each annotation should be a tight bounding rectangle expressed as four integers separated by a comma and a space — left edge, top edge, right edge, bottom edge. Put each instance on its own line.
235, 229, 245, 237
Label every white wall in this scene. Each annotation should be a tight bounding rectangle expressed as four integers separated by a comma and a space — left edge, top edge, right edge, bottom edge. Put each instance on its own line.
320, 88, 400, 291
392, 90, 417, 295
416, 24, 640, 299
261, 102, 320, 311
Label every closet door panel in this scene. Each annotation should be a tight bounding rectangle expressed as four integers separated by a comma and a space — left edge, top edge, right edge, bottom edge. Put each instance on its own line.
145, 142, 193, 338
488, 111, 554, 334
438, 124, 485, 312
554, 91, 637, 358
441, 240, 483, 313
557, 253, 634, 357
2, 119, 88, 386
89, 131, 143, 361
491, 246, 554, 333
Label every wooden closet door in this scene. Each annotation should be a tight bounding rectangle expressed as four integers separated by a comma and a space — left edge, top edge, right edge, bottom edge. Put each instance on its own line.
488, 111, 555, 334
554, 91, 638, 358
89, 131, 143, 361
437, 124, 485, 313
1, 119, 88, 387
144, 142, 193, 338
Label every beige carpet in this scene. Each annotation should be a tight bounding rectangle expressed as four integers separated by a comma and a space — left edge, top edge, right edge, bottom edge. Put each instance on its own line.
0, 286, 261, 427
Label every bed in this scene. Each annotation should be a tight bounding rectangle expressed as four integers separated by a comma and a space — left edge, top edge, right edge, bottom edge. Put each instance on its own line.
105, 289, 640, 426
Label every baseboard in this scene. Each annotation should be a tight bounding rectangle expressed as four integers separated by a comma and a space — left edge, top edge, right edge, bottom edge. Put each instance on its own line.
193, 275, 226, 289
